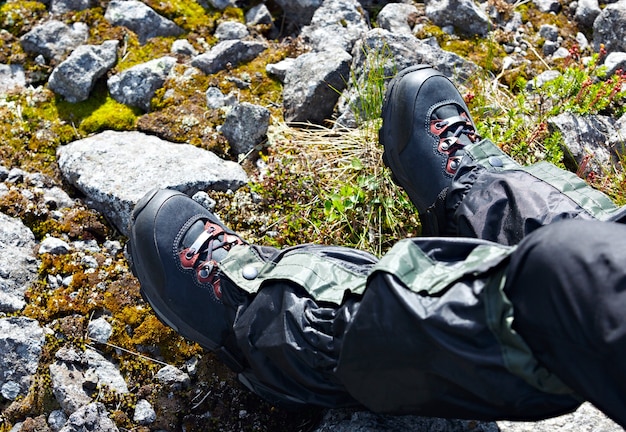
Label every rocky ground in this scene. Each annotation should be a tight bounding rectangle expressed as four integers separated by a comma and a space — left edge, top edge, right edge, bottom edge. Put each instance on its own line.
1, 0, 626, 431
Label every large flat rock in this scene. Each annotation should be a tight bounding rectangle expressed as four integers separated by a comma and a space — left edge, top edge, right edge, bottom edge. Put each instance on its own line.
57, 130, 248, 236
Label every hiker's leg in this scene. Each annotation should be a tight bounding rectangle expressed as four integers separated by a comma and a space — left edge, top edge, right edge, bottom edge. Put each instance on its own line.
505, 219, 626, 428
129, 188, 583, 420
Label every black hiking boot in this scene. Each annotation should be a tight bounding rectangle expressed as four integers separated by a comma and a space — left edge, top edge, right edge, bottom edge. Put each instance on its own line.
379, 65, 480, 216
128, 188, 245, 354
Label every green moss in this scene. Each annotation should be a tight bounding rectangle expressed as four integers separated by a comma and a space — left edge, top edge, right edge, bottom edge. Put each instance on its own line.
221, 6, 245, 22
54, 79, 139, 135
116, 36, 174, 71
442, 37, 506, 74
414, 24, 445, 40
144, 0, 221, 31
79, 98, 140, 134
0, 89, 73, 175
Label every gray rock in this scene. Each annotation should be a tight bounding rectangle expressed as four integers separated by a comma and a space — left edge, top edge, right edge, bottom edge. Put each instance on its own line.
133, 399, 156, 425
425, 0, 491, 36
6, 167, 26, 183
103, 240, 122, 256
43, 186, 75, 211
215, 21, 249, 41
377, 3, 418, 35
543, 40, 559, 56
532, 0, 561, 12
497, 402, 622, 431
58, 402, 119, 432
171, 39, 198, 57
539, 24, 559, 42
0, 213, 37, 312
0, 165, 8, 181
74, 239, 100, 253
608, 112, 626, 155
526, 70, 561, 91
301, 0, 370, 52
548, 112, 616, 177
207, 0, 234, 9
155, 365, 190, 390
603, 51, 626, 76
48, 40, 118, 103
283, 49, 352, 124
221, 102, 271, 155
0, 64, 26, 95
503, 11, 524, 33
56, 130, 248, 236
39, 237, 71, 255
245, 3, 274, 26
265, 58, 296, 83
552, 47, 570, 59
314, 403, 622, 431
273, 0, 323, 26
108, 56, 177, 111
49, 348, 92, 413
48, 409, 68, 432
575, 32, 590, 51
593, 0, 626, 53
0, 317, 45, 400
20, 20, 88, 62
191, 191, 216, 211
575, 0, 601, 28
206, 86, 237, 109
87, 317, 113, 344
313, 409, 499, 432
1, 381, 21, 400
50, 0, 92, 14
85, 349, 129, 394
104, 0, 183, 44
191, 40, 267, 75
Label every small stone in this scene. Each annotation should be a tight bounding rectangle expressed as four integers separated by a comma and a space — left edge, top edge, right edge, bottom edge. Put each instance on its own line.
133, 399, 157, 425
1, 381, 22, 400
39, 237, 71, 255
246, 3, 273, 26
171, 39, 198, 56
155, 365, 190, 389
191, 191, 216, 211
80, 255, 99, 269
87, 317, 113, 344
48, 410, 68, 432
215, 21, 249, 41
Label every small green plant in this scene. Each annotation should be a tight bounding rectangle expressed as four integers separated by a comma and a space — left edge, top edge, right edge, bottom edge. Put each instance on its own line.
348, 43, 396, 127
470, 46, 626, 168
539, 47, 626, 117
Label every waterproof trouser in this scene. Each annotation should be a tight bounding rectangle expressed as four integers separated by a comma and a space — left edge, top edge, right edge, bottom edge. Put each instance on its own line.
217, 139, 626, 427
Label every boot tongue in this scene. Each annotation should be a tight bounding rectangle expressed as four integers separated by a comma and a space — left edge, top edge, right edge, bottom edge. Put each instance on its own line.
432, 104, 461, 122
182, 220, 205, 248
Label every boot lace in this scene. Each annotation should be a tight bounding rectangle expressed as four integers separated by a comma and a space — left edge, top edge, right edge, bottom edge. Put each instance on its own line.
431, 111, 480, 174
179, 222, 243, 299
